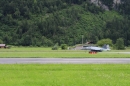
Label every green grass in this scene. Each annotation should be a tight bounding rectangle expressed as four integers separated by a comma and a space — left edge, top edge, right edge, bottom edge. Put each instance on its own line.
0, 51, 130, 58
0, 64, 129, 86
0, 47, 130, 58
0, 47, 52, 52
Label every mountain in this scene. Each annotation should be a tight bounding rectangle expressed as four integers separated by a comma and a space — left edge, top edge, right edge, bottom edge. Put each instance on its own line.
0, 0, 130, 46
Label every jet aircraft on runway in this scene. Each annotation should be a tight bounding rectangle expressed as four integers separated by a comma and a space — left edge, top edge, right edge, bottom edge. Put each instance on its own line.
82, 44, 111, 52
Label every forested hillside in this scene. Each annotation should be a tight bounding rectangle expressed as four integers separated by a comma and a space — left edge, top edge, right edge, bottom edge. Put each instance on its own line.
0, 0, 130, 46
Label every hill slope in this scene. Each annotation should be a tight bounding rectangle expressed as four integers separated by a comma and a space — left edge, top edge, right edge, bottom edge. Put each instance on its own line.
0, 0, 130, 46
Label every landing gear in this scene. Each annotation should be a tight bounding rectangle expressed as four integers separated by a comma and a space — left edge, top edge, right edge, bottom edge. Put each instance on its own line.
89, 51, 97, 54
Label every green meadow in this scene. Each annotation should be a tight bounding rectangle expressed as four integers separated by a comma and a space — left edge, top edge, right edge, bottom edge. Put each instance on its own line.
0, 47, 130, 58
0, 64, 129, 86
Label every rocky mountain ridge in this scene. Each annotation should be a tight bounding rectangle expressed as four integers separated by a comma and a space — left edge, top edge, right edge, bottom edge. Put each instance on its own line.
90, 0, 121, 10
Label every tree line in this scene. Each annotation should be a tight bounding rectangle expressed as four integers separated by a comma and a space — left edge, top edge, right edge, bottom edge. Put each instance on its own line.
0, 0, 130, 47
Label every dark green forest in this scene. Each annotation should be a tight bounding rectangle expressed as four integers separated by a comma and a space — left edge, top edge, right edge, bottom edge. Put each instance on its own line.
0, 0, 130, 46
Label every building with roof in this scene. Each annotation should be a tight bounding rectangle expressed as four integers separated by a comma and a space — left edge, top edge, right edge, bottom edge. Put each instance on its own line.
0, 44, 6, 48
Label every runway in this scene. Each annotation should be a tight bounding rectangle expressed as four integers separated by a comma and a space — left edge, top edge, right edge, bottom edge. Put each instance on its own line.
0, 58, 130, 64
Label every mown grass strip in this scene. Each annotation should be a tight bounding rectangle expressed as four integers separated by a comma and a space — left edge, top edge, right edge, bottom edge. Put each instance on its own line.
0, 51, 130, 58
0, 47, 130, 58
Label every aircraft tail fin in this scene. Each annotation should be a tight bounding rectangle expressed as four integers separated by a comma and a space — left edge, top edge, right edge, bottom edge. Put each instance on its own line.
102, 44, 110, 50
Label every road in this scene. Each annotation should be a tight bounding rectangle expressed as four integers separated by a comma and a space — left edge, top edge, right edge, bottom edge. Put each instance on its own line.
0, 58, 130, 64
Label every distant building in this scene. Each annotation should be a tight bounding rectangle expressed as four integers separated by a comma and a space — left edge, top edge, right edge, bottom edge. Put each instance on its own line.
0, 44, 7, 48
86, 41, 94, 44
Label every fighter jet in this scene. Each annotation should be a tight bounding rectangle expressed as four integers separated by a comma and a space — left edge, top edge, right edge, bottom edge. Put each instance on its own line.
82, 44, 111, 52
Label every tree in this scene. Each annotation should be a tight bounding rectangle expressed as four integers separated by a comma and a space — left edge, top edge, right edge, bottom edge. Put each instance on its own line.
21, 35, 32, 46
0, 39, 3, 44
97, 38, 113, 46
115, 38, 125, 50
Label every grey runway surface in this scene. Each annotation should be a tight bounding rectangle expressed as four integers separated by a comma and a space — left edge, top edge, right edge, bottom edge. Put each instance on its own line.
0, 58, 130, 64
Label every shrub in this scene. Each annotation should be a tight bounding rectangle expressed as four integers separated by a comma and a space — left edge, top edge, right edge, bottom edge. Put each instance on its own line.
97, 38, 113, 46
61, 44, 68, 50
115, 38, 125, 50
52, 43, 59, 50
52, 46, 58, 50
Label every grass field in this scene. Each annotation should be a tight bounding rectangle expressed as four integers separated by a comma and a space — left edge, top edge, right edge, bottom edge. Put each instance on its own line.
0, 64, 129, 86
0, 47, 130, 58
0, 48, 129, 86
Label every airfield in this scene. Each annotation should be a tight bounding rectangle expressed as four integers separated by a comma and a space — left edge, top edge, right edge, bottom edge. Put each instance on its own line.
0, 47, 130, 86
0, 47, 130, 64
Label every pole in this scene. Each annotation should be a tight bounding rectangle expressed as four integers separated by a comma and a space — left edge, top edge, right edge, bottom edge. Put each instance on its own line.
82, 35, 83, 45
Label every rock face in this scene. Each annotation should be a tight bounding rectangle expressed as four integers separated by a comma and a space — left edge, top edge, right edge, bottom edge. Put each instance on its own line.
91, 0, 121, 4
90, 0, 121, 10
90, 0, 109, 10
113, 0, 121, 4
